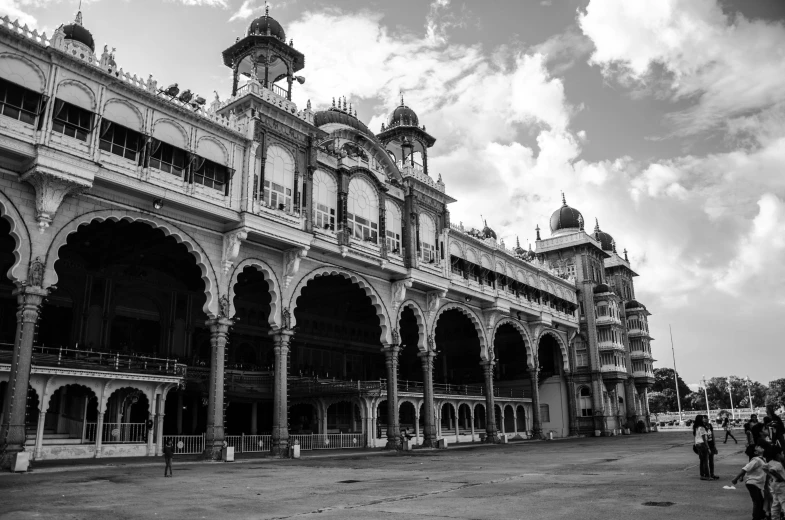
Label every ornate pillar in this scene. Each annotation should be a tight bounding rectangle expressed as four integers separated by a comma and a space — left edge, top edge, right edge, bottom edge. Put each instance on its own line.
530, 367, 543, 439
383, 344, 401, 449
414, 405, 420, 445
624, 379, 637, 430
566, 375, 579, 436
33, 411, 45, 460
470, 407, 475, 442
418, 351, 436, 447
0, 285, 47, 469
481, 361, 499, 443
94, 412, 104, 458
155, 396, 165, 457
270, 330, 293, 457
146, 411, 155, 456
203, 316, 232, 460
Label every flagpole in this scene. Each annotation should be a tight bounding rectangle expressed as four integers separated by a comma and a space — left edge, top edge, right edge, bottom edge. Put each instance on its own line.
669, 325, 683, 422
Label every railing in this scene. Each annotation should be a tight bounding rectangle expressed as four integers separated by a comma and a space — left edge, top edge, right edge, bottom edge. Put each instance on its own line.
163, 434, 205, 455
0, 343, 186, 377
270, 83, 289, 99
102, 422, 148, 443
289, 433, 364, 450
243, 434, 271, 453
84, 422, 97, 442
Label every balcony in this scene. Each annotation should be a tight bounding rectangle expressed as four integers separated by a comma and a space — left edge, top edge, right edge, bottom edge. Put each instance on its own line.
600, 365, 629, 384
627, 327, 650, 338
595, 315, 621, 326
598, 340, 626, 352
633, 371, 655, 387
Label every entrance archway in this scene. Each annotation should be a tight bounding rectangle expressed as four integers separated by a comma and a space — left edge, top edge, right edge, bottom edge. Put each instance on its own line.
398, 306, 422, 381
434, 309, 483, 385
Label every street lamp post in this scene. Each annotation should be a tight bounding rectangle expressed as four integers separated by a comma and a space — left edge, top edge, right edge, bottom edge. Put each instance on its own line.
701, 375, 710, 420
745, 376, 754, 416
728, 376, 736, 421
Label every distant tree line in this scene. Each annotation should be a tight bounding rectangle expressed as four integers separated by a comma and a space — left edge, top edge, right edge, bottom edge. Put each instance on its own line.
646, 368, 785, 415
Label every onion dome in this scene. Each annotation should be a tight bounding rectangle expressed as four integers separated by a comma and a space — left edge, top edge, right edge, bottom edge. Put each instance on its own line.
625, 300, 646, 310
593, 283, 611, 294
313, 99, 378, 143
388, 94, 419, 127
549, 193, 584, 236
513, 236, 525, 256
593, 218, 614, 252
481, 220, 497, 240
62, 11, 95, 52
247, 6, 286, 40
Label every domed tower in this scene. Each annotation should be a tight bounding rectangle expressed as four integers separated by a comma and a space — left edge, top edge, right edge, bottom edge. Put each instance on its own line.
593, 218, 615, 252
221, 6, 305, 99
549, 193, 584, 237
377, 94, 436, 177
51, 10, 96, 55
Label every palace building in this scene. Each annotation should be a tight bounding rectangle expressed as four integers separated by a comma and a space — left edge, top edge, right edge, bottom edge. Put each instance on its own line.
0, 9, 654, 467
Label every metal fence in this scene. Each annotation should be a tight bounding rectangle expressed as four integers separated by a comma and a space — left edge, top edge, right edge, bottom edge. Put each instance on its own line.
163, 434, 205, 454
290, 433, 365, 450
102, 422, 148, 443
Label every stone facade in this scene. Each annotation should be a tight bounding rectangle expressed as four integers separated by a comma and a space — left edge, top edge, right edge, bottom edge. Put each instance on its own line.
0, 10, 653, 468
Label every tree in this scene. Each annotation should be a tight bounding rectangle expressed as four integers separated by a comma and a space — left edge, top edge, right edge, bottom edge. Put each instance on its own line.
702, 376, 767, 412
767, 379, 785, 407
648, 391, 669, 414
653, 368, 692, 410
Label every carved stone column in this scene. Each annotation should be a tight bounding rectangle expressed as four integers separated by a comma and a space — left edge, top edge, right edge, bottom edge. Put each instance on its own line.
270, 330, 293, 457
530, 368, 543, 439
383, 344, 401, 450
482, 361, 499, 443
418, 350, 436, 447
624, 379, 637, 430
0, 285, 47, 469
203, 316, 232, 460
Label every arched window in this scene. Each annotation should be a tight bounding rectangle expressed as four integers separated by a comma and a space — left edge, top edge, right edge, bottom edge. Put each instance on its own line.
347, 177, 379, 243
579, 387, 592, 417
385, 200, 402, 254
312, 170, 337, 232
419, 213, 436, 263
264, 145, 294, 212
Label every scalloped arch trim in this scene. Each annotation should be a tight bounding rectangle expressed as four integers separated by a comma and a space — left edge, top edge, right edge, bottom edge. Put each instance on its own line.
43, 210, 219, 318
538, 329, 571, 373
0, 190, 31, 284
228, 258, 282, 329
432, 302, 488, 360
492, 318, 535, 369
289, 267, 391, 345
396, 299, 427, 352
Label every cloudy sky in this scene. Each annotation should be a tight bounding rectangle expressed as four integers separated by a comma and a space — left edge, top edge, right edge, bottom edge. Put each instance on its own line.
5, 0, 785, 386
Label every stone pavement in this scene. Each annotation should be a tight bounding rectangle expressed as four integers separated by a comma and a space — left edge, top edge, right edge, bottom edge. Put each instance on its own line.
0, 431, 751, 519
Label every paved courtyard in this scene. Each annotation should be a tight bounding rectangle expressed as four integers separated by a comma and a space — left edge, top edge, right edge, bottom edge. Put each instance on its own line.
0, 432, 750, 520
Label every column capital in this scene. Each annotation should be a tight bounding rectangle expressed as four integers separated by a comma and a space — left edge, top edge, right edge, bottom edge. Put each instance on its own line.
205, 316, 233, 332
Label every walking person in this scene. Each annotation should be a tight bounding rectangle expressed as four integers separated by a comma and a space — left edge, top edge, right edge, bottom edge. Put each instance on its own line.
732, 444, 768, 520
164, 439, 174, 477
693, 415, 712, 481
704, 415, 720, 480
723, 414, 738, 444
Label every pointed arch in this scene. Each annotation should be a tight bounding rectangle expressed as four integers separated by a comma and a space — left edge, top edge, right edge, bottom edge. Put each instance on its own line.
0, 189, 32, 284
43, 210, 220, 318
395, 299, 427, 352
228, 257, 282, 329
431, 302, 489, 360
538, 328, 571, 373
288, 267, 392, 344
491, 318, 535, 369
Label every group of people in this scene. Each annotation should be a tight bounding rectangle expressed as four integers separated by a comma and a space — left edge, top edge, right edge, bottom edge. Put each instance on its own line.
693, 404, 784, 520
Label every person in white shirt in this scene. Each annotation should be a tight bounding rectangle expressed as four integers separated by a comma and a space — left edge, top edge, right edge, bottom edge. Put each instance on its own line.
733, 444, 767, 520
692, 415, 711, 481
764, 450, 785, 520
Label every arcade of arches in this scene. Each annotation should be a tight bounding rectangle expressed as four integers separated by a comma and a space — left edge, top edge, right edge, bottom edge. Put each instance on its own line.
1, 216, 579, 465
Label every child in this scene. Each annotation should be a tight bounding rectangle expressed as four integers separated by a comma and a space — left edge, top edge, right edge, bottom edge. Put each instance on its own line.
733, 444, 767, 520
765, 449, 785, 520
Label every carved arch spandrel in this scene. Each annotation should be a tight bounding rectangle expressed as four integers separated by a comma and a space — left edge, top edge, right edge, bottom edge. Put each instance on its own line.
43, 210, 221, 318
288, 266, 392, 345
395, 299, 427, 352
228, 257, 282, 329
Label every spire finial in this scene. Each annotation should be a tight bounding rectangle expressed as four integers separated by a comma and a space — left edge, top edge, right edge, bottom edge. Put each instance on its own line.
75, 1, 83, 26
535, 225, 541, 241
561, 192, 566, 206
612, 239, 617, 253
516, 236, 521, 248
400, 90, 404, 106
624, 248, 628, 261
578, 214, 584, 231
594, 217, 600, 232
332, 97, 335, 107
265, 1, 269, 18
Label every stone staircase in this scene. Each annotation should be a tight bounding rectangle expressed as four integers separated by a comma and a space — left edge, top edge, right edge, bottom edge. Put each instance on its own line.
26, 429, 84, 445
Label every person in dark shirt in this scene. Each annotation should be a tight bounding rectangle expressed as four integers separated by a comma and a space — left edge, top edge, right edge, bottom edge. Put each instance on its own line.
767, 405, 785, 449
164, 439, 174, 477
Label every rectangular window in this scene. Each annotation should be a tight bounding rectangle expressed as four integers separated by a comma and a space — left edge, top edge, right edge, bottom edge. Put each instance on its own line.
194, 159, 227, 192
150, 141, 186, 177
386, 229, 400, 253
265, 180, 292, 212
99, 121, 141, 160
419, 240, 435, 263
0, 77, 41, 125
52, 100, 92, 141
315, 203, 335, 232
539, 404, 550, 423
576, 349, 588, 367
347, 212, 378, 243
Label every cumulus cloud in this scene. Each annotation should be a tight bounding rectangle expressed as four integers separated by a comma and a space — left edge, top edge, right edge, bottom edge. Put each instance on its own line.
579, 0, 785, 136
